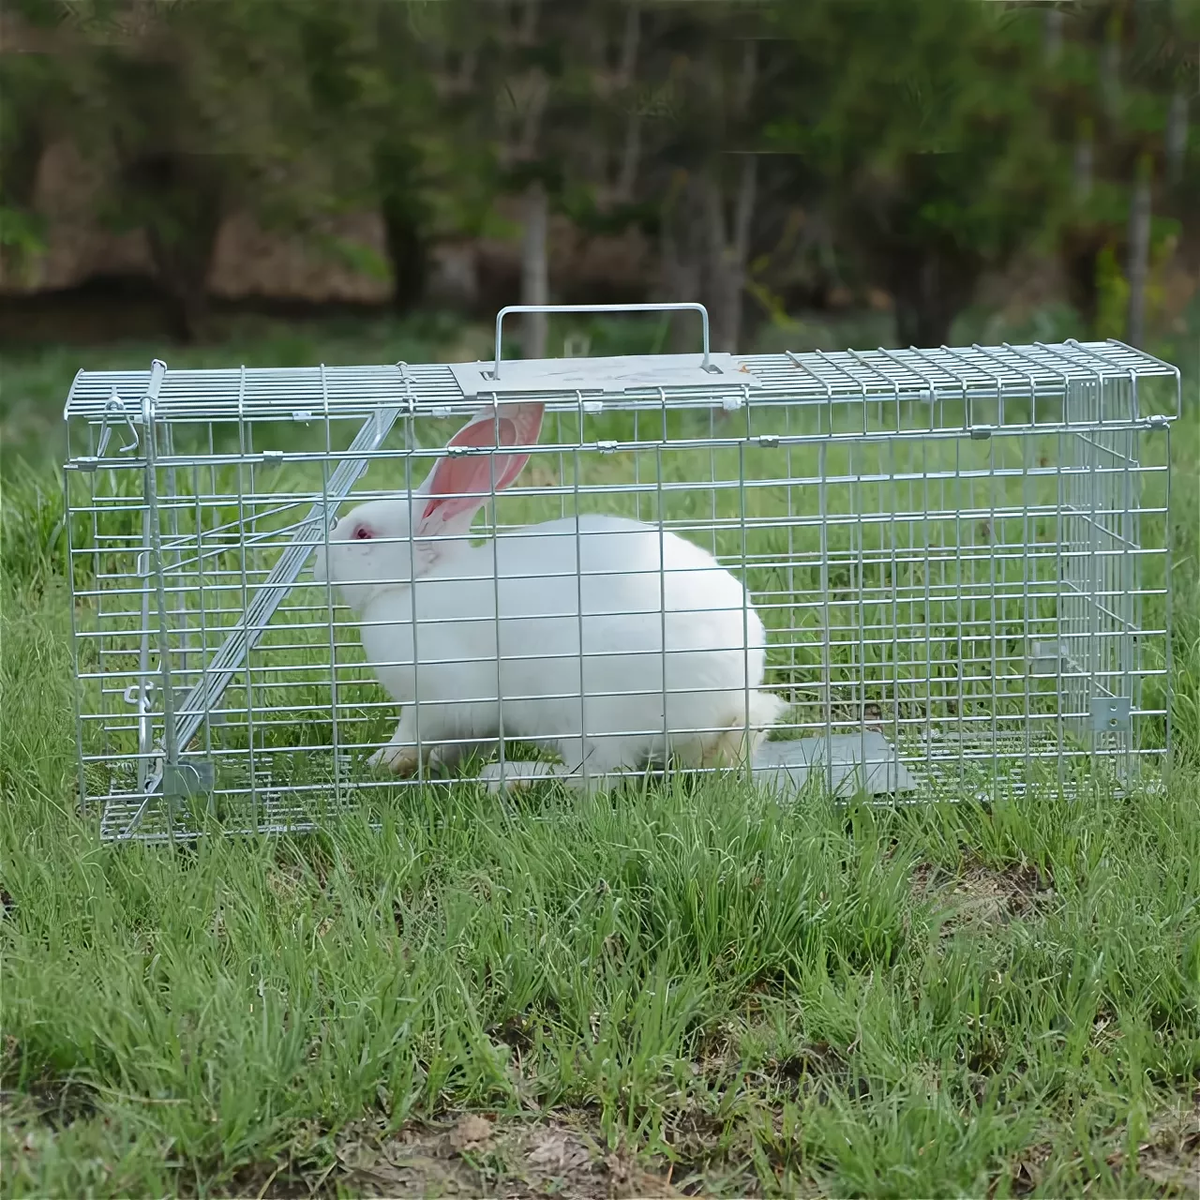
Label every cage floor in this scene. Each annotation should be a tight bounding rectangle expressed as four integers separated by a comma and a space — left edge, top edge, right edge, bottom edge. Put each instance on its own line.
94, 730, 1153, 842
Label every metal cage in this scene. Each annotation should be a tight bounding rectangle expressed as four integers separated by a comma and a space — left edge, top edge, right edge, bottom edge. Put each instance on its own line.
62, 303, 1180, 842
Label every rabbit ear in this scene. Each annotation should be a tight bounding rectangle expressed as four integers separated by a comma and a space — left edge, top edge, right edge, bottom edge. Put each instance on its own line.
414, 402, 544, 540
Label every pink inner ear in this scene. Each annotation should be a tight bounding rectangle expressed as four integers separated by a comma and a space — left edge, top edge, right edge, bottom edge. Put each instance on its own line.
420, 410, 538, 523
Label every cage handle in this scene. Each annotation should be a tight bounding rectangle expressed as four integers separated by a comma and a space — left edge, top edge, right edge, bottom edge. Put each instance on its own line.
490, 303, 714, 381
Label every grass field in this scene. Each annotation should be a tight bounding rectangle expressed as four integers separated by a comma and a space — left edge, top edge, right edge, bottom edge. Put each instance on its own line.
2, 312, 1199, 1197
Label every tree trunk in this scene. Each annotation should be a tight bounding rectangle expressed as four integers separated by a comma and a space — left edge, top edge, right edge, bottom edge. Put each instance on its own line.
147, 226, 218, 344
1073, 125, 1094, 203
376, 140, 429, 314
1060, 229, 1106, 333
520, 178, 549, 358
146, 207, 221, 344
615, 110, 641, 204
703, 154, 757, 353
700, 39, 759, 354
893, 293, 952, 350
381, 202, 427, 315
1043, 7, 1063, 65
0, 122, 46, 278
1101, 24, 1121, 118
1126, 163, 1152, 347
1166, 89, 1188, 187
660, 179, 705, 353
888, 250, 977, 348
1, 122, 44, 211
125, 151, 224, 343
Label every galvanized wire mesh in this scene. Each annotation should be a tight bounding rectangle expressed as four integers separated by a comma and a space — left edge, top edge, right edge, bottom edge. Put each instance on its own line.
63, 322, 1180, 842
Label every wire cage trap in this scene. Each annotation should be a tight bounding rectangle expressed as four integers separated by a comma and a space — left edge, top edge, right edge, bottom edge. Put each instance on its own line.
62, 303, 1180, 842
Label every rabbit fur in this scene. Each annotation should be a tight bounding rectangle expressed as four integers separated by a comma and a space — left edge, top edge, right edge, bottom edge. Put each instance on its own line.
312, 401, 786, 791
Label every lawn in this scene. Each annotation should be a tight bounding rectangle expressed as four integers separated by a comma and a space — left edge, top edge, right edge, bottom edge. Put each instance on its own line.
2, 312, 1198, 1198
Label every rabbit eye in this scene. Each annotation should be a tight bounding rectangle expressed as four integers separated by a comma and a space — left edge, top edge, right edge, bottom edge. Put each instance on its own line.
353, 525, 372, 540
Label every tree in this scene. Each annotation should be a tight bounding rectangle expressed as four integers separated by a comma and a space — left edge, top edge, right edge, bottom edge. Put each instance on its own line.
0, 0, 95, 279
487, 0, 566, 359
770, 0, 1067, 348
291, 0, 445, 315
633, 3, 781, 353
1043, 0, 1199, 342
80, 0, 322, 340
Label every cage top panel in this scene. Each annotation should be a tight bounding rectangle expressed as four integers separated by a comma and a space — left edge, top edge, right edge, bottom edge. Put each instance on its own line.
64, 338, 1179, 423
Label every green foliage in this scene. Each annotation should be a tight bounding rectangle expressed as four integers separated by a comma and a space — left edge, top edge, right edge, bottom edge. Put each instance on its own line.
1, 0, 1197, 341
764, 1, 1071, 343
1095, 244, 1131, 339
0, 205, 46, 258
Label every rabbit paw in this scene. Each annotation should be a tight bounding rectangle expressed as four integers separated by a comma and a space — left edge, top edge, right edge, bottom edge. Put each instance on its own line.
368, 745, 421, 776
479, 760, 560, 794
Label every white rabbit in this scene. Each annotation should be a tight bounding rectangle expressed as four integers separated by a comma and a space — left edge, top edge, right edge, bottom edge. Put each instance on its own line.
312, 401, 786, 791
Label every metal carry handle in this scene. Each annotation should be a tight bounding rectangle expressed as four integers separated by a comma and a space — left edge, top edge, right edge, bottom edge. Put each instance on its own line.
491, 302, 712, 380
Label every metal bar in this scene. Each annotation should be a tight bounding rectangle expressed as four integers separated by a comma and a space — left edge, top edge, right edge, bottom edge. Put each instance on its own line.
573, 391, 588, 791
234, 364, 259, 833
139, 360, 177, 835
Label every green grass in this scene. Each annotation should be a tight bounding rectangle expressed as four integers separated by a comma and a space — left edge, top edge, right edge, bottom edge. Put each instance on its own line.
2, 312, 1199, 1197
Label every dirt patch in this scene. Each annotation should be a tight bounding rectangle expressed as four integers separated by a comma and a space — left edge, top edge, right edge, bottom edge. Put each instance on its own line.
1013, 1092, 1200, 1197
1106, 1093, 1200, 1197
0, 1073, 98, 1129
1011, 1140, 1054, 1196
912, 858, 1054, 930
321, 1112, 680, 1200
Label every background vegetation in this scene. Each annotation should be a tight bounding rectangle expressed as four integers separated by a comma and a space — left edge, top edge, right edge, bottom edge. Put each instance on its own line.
1, 0, 1198, 357
1, 1, 1199, 1196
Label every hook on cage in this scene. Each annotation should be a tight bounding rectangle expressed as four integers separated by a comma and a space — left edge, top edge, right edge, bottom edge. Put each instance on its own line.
95, 392, 141, 459
123, 681, 158, 783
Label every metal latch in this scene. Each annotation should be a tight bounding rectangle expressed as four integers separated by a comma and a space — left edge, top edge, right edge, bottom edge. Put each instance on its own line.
80, 393, 141, 470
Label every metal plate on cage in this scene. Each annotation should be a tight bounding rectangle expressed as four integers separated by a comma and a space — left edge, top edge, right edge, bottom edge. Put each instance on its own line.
1029, 640, 1076, 676
449, 353, 762, 399
751, 733, 918, 799
163, 760, 215, 800
1089, 696, 1132, 733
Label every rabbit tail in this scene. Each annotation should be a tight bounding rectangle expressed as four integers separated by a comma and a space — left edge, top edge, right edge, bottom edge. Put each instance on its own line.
697, 690, 789, 769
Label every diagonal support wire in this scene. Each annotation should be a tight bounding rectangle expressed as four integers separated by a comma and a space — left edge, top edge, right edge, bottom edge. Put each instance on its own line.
122, 400, 410, 836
